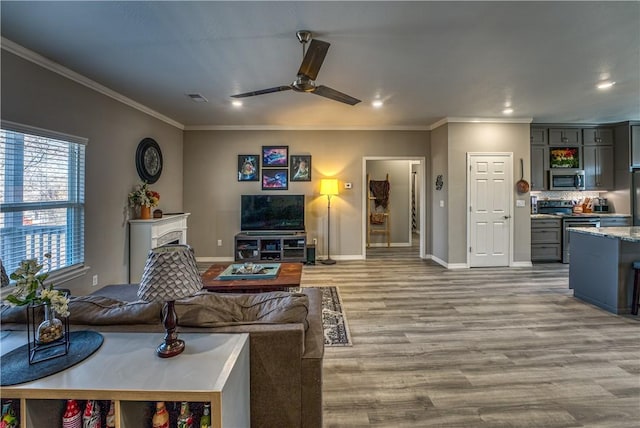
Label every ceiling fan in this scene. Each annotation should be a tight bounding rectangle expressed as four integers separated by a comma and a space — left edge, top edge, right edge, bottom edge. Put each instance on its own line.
230, 30, 361, 106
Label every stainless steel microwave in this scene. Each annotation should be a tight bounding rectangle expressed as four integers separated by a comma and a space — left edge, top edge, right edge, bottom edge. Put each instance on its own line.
549, 169, 585, 190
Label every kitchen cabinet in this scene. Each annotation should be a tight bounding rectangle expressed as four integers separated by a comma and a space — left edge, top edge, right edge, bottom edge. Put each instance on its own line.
530, 145, 549, 190
583, 128, 613, 145
631, 125, 640, 169
530, 127, 548, 145
549, 128, 581, 146
1, 332, 250, 428
531, 217, 562, 262
583, 145, 614, 190
600, 216, 632, 227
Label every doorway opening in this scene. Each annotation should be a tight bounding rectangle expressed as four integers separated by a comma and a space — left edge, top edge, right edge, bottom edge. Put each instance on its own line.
363, 157, 426, 260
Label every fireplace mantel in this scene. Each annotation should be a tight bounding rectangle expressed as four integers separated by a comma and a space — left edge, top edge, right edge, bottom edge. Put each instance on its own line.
128, 213, 190, 283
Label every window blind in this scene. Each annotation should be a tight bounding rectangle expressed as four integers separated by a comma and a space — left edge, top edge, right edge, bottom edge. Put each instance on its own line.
0, 121, 86, 278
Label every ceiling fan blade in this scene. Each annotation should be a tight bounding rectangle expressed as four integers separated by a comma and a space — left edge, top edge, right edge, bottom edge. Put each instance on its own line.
231, 86, 292, 98
298, 39, 330, 81
312, 85, 361, 106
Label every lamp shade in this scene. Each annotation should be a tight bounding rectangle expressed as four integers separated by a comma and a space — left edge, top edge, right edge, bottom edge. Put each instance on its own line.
137, 244, 202, 302
320, 178, 339, 196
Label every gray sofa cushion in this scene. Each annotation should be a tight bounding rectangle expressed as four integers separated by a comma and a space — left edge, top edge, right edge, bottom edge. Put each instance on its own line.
0, 296, 162, 325
175, 291, 309, 329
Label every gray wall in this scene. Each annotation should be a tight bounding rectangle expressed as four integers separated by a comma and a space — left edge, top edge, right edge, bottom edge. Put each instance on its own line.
439, 122, 532, 265
183, 130, 430, 260
430, 124, 449, 263
1, 50, 184, 295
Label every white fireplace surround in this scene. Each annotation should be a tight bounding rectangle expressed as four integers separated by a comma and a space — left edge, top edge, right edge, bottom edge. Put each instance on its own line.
128, 213, 190, 283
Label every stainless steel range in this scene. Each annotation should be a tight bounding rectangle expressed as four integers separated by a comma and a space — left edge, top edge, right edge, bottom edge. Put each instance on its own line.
536, 200, 600, 263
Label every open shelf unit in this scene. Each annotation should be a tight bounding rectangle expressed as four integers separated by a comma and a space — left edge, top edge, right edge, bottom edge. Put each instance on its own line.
1, 332, 249, 428
235, 232, 307, 263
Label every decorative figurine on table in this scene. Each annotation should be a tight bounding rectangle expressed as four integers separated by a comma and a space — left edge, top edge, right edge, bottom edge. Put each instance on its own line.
199, 403, 211, 428
105, 401, 116, 428
62, 400, 82, 428
152, 402, 169, 428
82, 400, 101, 428
177, 401, 193, 428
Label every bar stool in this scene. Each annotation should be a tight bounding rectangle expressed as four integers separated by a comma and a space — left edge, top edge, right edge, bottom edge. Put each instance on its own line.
632, 261, 640, 315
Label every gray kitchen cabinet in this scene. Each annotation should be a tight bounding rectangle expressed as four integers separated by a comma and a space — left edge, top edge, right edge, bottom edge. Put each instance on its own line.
530, 145, 549, 190
530, 127, 548, 145
583, 145, 614, 190
549, 128, 581, 145
600, 216, 632, 227
631, 125, 640, 169
583, 127, 613, 145
531, 217, 562, 262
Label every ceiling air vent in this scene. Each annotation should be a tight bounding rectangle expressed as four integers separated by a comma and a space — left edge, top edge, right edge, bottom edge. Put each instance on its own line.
186, 93, 208, 103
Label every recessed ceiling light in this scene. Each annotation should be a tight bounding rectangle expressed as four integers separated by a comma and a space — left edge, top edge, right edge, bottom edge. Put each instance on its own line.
502, 108, 514, 115
597, 81, 616, 90
372, 100, 384, 108
232, 100, 243, 107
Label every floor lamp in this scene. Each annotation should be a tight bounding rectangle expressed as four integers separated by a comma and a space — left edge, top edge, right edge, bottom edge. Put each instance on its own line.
320, 178, 339, 265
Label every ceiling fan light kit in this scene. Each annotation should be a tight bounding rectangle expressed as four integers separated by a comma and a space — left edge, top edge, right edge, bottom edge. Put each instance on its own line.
231, 30, 361, 106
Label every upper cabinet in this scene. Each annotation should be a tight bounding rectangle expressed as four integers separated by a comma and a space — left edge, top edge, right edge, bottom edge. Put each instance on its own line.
631, 125, 640, 169
583, 145, 614, 190
531, 145, 549, 190
549, 128, 582, 146
583, 128, 613, 146
530, 127, 548, 145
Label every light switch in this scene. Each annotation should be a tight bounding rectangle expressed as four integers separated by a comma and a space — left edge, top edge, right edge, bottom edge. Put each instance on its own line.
439, 200, 445, 207
516, 200, 526, 207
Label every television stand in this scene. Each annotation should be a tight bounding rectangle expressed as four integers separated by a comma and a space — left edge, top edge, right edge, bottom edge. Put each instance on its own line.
235, 232, 307, 263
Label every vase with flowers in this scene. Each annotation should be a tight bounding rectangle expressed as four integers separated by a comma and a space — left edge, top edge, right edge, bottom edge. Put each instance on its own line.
4, 254, 70, 345
128, 182, 160, 219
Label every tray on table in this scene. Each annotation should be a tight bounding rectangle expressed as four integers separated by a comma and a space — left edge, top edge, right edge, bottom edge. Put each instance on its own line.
216, 263, 281, 280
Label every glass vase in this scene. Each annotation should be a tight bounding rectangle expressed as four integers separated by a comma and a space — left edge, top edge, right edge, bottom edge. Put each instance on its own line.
37, 303, 64, 344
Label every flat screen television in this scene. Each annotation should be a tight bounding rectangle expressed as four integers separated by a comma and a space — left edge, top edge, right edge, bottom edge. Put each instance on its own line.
241, 194, 305, 232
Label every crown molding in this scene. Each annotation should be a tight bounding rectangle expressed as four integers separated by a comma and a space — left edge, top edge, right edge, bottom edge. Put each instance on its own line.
184, 124, 432, 131
1, 37, 184, 130
429, 116, 534, 129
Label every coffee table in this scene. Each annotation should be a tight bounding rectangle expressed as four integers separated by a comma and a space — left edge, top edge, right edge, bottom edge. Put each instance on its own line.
201, 262, 303, 293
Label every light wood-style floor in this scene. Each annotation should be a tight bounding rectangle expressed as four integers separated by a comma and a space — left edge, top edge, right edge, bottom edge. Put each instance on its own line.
301, 242, 640, 427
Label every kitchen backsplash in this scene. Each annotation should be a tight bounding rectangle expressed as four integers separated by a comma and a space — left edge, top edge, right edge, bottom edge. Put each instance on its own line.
531, 191, 602, 201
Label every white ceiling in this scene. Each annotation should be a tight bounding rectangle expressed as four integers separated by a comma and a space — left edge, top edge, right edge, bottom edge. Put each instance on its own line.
1, 1, 639, 129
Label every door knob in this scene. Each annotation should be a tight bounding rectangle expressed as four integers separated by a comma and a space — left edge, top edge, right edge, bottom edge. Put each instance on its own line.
503, 215, 511, 219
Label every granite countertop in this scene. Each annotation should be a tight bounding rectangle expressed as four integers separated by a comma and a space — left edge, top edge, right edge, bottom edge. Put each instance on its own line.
531, 213, 631, 219
569, 226, 640, 243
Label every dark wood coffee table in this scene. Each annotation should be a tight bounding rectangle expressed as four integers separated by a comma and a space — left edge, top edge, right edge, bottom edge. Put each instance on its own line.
201, 262, 303, 293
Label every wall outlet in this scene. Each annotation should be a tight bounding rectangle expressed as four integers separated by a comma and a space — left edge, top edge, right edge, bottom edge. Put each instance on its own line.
92, 275, 98, 286
439, 200, 445, 207
217, 239, 223, 246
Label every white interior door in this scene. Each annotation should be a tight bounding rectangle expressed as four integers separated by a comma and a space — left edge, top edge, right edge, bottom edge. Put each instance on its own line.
468, 153, 512, 267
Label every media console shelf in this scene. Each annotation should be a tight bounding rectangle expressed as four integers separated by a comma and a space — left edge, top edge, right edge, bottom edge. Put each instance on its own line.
235, 232, 307, 262
1, 331, 249, 428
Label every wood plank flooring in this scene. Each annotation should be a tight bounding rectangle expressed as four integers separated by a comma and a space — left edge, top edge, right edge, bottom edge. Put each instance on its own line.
301, 244, 640, 427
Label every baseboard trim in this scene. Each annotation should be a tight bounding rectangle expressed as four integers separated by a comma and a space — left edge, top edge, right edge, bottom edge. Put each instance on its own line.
511, 261, 534, 268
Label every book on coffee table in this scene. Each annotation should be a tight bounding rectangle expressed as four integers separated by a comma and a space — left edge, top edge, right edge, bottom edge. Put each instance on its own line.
216, 263, 281, 280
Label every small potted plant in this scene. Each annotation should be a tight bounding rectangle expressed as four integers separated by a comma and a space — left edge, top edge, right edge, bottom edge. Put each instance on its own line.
4, 254, 70, 344
128, 182, 160, 219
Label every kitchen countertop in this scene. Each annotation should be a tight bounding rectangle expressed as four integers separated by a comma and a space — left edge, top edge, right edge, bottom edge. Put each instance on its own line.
569, 226, 640, 243
531, 213, 631, 219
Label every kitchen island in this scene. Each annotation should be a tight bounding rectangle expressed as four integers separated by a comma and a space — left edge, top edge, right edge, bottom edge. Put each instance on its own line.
569, 227, 640, 314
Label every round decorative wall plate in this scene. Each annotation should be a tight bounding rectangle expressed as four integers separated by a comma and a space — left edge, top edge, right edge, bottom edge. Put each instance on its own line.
135, 138, 163, 183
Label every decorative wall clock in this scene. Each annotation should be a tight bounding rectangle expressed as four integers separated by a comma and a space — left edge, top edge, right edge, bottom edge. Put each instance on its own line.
135, 138, 163, 184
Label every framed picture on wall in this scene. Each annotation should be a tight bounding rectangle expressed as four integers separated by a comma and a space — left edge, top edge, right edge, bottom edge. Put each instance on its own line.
290, 155, 311, 181
237, 155, 259, 181
550, 147, 580, 168
262, 168, 288, 190
262, 146, 288, 167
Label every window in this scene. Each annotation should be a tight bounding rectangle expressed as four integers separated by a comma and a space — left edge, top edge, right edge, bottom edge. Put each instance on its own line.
0, 121, 86, 279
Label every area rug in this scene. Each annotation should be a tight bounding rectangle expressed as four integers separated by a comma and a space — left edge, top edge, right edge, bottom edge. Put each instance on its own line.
196, 262, 351, 346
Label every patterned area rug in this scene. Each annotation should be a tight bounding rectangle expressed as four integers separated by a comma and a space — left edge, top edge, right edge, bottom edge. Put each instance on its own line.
196, 263, 351, 346
316, 286, 352, 347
